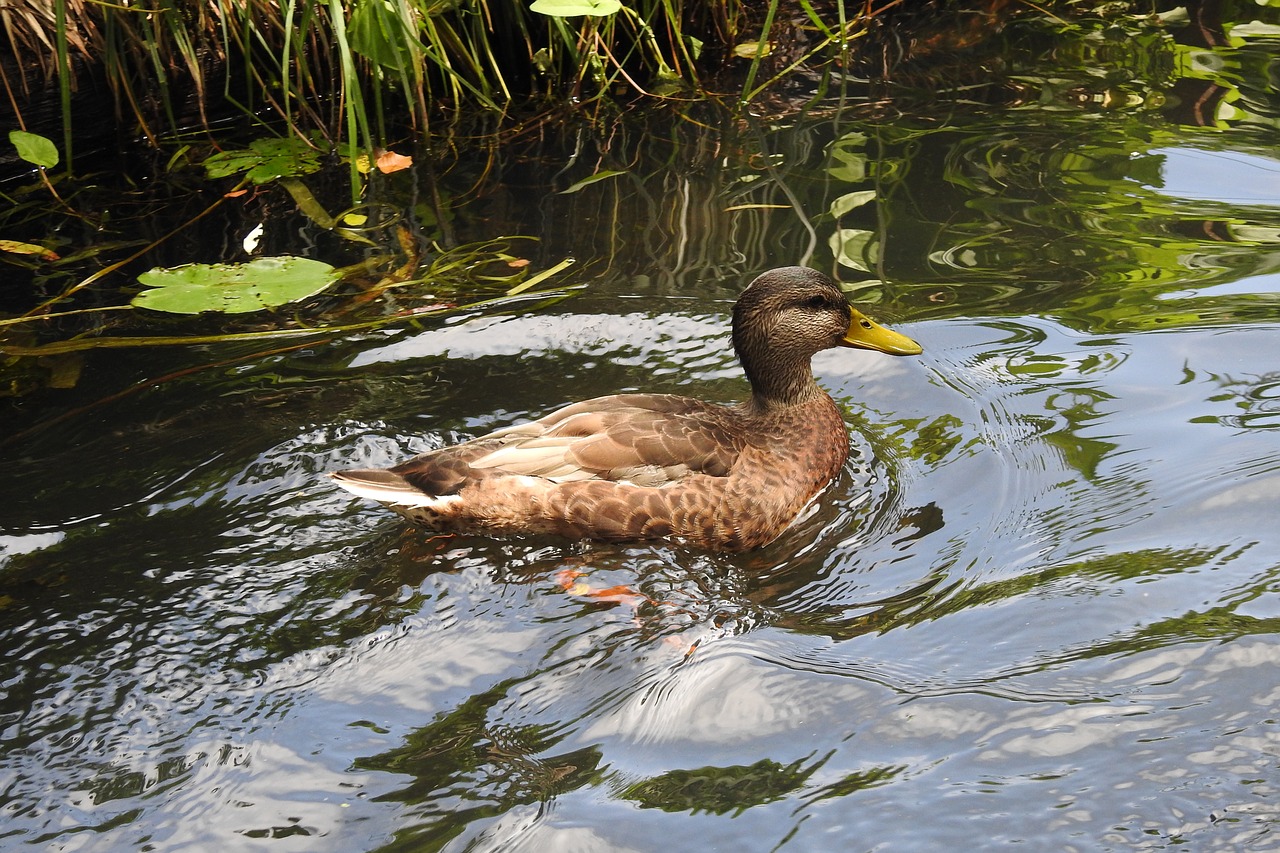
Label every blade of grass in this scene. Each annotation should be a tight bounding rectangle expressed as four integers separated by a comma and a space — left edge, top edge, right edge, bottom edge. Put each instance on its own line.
0, 305, 134, 329
506, 256, 575, 295
281, 0, 298, 130
738, 0, 779, 109
328, 0, 370, 204
54, 0, 72, 174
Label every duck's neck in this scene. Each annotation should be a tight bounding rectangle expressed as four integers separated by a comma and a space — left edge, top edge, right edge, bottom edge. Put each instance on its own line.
738, 347, 823, 411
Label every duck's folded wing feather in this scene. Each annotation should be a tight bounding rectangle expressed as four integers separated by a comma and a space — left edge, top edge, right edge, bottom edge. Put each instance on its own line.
561, 410, 739, 480
430, 394, 743, 488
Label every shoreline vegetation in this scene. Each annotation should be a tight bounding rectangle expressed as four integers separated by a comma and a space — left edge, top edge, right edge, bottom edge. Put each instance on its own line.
2, 0, 1173, 401
1, 0, 1057, 163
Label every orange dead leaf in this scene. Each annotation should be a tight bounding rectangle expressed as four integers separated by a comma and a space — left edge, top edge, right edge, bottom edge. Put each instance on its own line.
588, 584, 644, 600
225, 189, 248, 198
376, 150, 413, 174
578, 583, 653, 607
556, 570, 653, 608
507, 258, 531, 269
555, 569, 587, 589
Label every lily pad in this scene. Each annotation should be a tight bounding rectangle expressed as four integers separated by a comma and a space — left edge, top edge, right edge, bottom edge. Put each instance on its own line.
204, 137, 324, 184
132, 257, 340, 314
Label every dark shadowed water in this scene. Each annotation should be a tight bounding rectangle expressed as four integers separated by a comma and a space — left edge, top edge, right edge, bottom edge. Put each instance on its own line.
5, 5, 1280, 851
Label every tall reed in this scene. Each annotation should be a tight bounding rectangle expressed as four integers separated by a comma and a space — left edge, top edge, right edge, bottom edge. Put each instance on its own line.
2, 0, 926, 170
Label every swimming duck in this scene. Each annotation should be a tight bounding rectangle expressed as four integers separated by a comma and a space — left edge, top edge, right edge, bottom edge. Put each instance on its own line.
330, 266, 922, 550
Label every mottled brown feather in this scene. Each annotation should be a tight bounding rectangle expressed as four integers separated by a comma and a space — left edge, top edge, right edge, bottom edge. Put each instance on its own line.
329, 266, 921, 551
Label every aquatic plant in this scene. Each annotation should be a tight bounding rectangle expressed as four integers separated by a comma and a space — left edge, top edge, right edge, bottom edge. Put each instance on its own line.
1, 0, 968, 169
6, 0, 1199, 402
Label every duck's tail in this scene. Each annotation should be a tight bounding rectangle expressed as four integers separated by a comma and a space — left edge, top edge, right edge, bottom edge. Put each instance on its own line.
329, 469, 454, 509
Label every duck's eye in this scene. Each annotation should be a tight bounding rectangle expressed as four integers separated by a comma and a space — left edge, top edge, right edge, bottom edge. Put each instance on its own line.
805, 295, 829, 310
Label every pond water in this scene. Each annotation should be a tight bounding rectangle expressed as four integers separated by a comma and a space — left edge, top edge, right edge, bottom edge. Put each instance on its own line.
5, 6, 1280, 852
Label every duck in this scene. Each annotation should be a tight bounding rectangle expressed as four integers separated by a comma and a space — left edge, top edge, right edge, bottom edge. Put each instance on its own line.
330, 266, 922, 551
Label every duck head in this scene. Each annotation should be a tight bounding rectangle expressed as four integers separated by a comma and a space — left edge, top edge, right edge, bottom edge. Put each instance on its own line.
732, 266, 921, 406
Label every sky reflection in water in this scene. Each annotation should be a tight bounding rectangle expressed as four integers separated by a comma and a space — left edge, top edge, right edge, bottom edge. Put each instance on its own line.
6, 9, 1280, 853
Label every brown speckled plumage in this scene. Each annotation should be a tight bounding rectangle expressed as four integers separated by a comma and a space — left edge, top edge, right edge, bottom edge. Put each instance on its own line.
330, 266, 922, 551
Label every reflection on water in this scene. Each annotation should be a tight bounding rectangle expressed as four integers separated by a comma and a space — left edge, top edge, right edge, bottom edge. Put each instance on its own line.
1152, 147, 1280, 205
8, 8, 1280, 852
7, 307, 1280, 851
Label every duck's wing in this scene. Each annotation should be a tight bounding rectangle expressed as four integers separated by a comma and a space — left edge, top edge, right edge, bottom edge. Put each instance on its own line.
391, 393, 744, 494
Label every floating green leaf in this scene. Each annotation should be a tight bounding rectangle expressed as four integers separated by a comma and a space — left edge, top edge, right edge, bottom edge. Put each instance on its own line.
132, 257, 340, 314
559, 169, 628, 194
204, 137, 324, 184
9, 130, 59, 169
531, 0, 621, 17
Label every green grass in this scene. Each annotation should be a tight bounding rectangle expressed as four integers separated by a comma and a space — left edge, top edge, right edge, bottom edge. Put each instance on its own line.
2, 0, 957, 170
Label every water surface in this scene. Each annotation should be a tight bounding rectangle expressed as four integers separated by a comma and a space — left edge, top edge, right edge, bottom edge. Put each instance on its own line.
5, 6, 1280, 851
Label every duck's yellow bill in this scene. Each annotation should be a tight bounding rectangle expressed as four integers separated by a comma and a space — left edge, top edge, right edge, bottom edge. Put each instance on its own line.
841, 307, 922, 356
